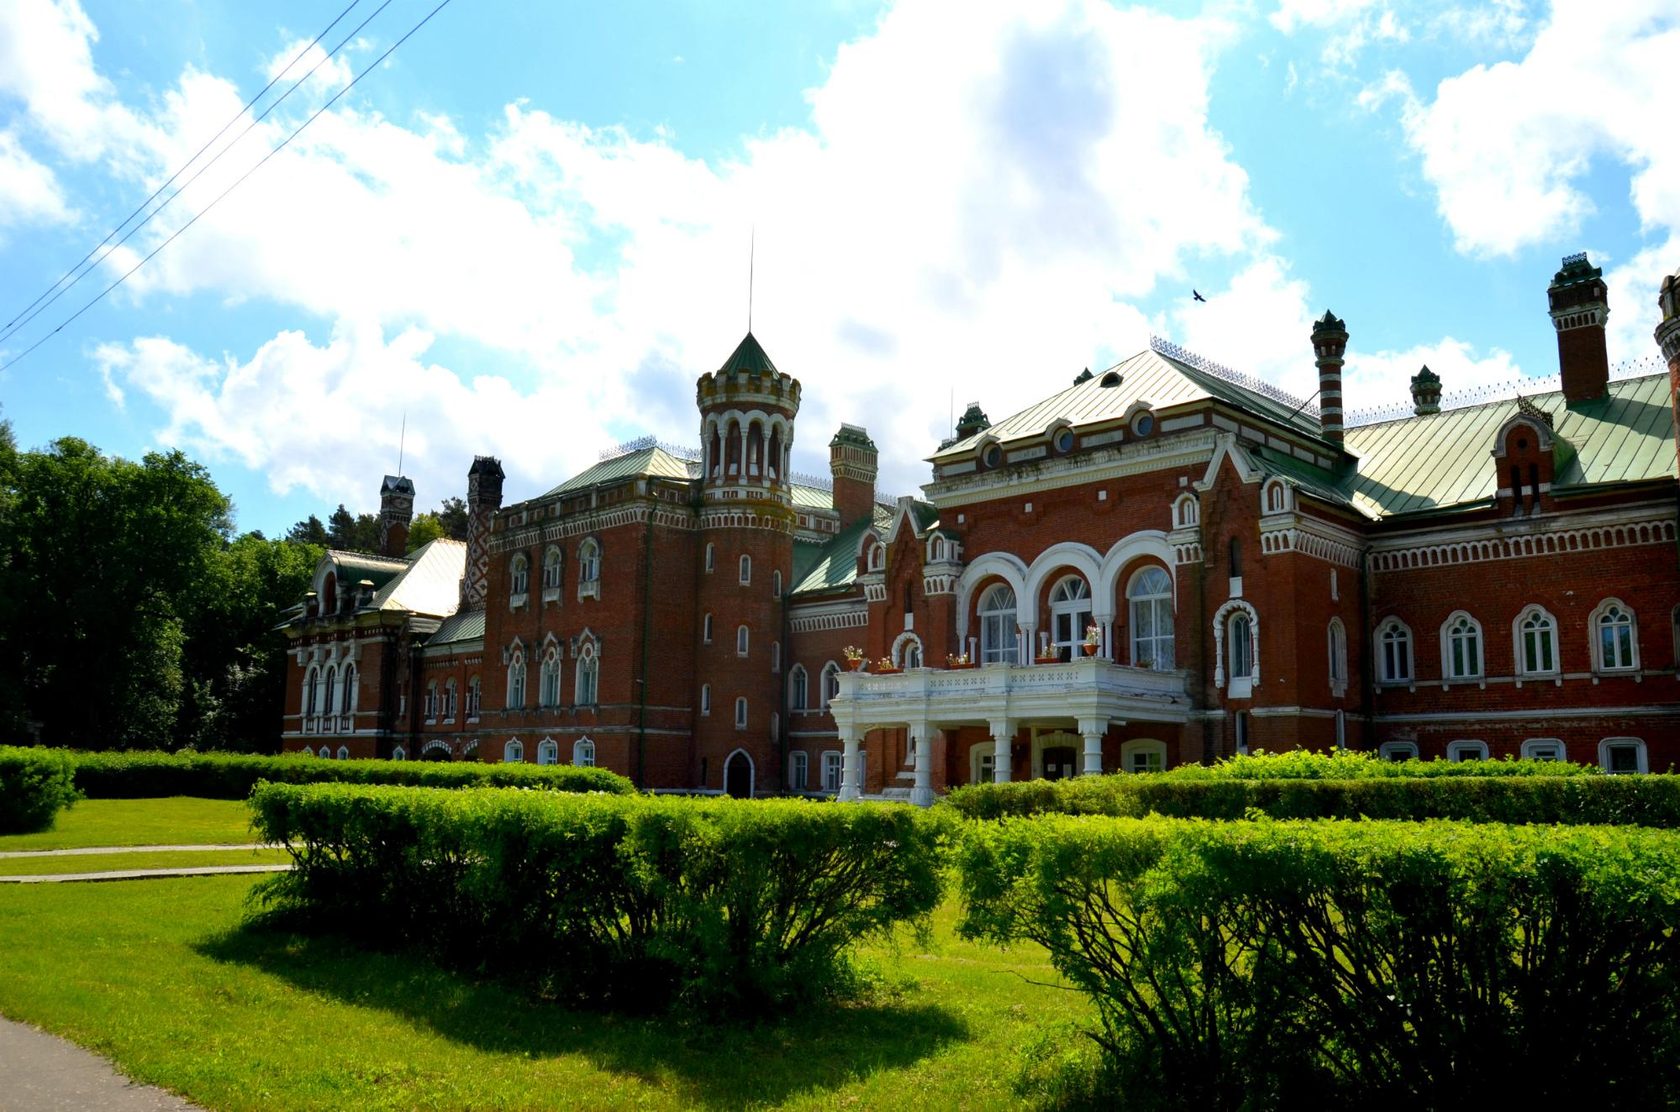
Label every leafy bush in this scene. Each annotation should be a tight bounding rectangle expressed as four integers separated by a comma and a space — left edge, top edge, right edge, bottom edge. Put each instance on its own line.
64, 749, 633, 800
0, 747, 80, 834
1159, 750, 1595, 779
946, 764, 1680, 826
249, 783, 946, 1015
957, 815, 1680, 1108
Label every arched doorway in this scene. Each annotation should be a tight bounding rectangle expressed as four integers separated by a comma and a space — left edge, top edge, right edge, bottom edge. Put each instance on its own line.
420, 740, 452, 762
724, 748, 755, 798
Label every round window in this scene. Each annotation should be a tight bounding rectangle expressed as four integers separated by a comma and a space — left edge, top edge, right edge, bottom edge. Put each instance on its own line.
1133, 413, 1155, 436
1054, 428, 1075, 453
982, 444, 1002, 468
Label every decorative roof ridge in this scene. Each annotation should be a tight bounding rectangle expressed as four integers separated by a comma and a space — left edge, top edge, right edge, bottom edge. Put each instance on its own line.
598, 435, 701, 463
1148, 335, 1320, 418
1345, 360, 1662, 428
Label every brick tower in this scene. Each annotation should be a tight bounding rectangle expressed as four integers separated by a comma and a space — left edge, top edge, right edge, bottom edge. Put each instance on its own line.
377, 475, 414, 557
1311, 311, 1348, 444
1657, 266, 1680, 475
694, 333, 801, 796
1549, 252, 1611, 405
461, 456, 504, 610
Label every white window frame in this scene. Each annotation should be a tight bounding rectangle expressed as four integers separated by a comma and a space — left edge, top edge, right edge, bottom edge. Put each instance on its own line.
788, 665, 808, 712
820, 662, 841, 709
970, 743, 996, 785
1375, 618, 1414, 686
771, 641, 781, 674
542, 546, 563, 590
892, 631, 924, 669
1327, 617, 1348, 697
577, 538, 601, 599
704, 542, 715, 573
1127, 566, 1175, 670
1378, 741, 1419, 762
1599, 736, 1647, 774
772, 569, 783, 597
1213, 600, 1259, 698
1048, 575, 1093, 660
506, 649, 526, 709
1447, 739, 1488, 762
573, 737, 596, 768
424, 681, 438, 723
736, 624, 750, 657
536, 738, 559, 765
1120, 738, 1167, 774
336, 745, 350, 761
391, 746, 406, 761
539, 647, 561, 707
303, 665, 318, 717
1513, 605, 1560, 679
575, 646, 599, 706
788, 750, 809, 791
509, 553, 530, 598
1590, 598, 1639, 674
1440, 611, 1484, 682
739, 554, 751, 584
821, 750, 843, 792
466, 676, 481, 721
978, 584, 1019, 664
700, 683, 711, 716
442, 677, 456, 721
734, 696, 748, 729
1521, 737, 1567, 762
341, 664, 357, 716
319, 745, 331, 759
503, 738, 524, 763
702, 613, 713, 644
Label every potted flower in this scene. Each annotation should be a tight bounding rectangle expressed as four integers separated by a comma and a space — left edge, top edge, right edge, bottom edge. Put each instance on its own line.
873, 656, 901, 675
946, 652, 974, 670
843, 646, 865, 671
1082, 624, 1101, 657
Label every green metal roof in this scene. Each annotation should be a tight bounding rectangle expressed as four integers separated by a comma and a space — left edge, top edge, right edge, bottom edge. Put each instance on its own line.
930, 346, 1325, 462
718, 332, 779, 376
792, 516, 873, 595
428, 608, 484, 647
327, 551, 407, 590
791, 482, 834, 511
1342, 374, 1674, 516
541, 446, 696, 500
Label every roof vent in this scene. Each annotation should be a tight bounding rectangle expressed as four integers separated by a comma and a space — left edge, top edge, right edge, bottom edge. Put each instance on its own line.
1100, 371, 1122, 388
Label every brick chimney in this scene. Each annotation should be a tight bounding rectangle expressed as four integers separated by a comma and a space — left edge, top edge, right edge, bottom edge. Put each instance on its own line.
1311, 311, 1348, 444
377, 475, 414, 558
955, 402, 990, 441
1548, 252, 1610, 405
461, 456, 504, 610
829, 424, 877, 529
1410, 365, 1441, 416
1656, 266, 1680, 476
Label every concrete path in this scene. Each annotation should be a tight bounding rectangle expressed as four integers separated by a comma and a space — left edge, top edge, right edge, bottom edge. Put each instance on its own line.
0, 864, 293, 885
0, 844, 279, 860
0, 1016, 204, 1111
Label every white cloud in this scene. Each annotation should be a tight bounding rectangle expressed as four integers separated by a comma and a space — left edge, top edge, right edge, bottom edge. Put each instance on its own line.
264, 37, 354, 95
0, 130, 72, 234
1341, 339, 1523, 419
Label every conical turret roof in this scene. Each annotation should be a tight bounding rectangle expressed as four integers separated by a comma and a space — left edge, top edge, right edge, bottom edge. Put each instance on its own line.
718, 332, 780, 376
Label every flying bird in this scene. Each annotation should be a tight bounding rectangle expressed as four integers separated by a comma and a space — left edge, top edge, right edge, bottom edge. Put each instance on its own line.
1192, 289, 1207, 302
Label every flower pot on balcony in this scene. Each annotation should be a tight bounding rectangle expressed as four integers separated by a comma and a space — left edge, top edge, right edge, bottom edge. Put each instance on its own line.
844, 659, 864, 671
945, 662, 976, 670
1035, 655, 1062, 665
873, 666, 902, 675
1081, 643, 1098, 657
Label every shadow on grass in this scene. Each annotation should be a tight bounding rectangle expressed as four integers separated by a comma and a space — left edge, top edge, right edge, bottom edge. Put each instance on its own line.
194, 924, 969, 1108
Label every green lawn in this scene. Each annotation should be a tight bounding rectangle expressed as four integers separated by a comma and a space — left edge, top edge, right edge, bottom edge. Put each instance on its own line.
0, 847, 293, 877
0, 873, 1088, 1110
0, 798, 257, 851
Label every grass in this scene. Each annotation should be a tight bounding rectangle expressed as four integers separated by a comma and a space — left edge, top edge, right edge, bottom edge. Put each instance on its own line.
0, 873, 1089, 1110
0, 797, 257, 851
0, 847, 292, 877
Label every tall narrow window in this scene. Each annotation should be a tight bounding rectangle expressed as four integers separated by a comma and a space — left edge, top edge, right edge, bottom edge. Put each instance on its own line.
734, 697, 748, 729
1377, 619, 1413, 684
578, 538, 601, 598
821, 662, 841, 708
542, 547, 562, 590
341, 664, 357, 715
772, 569, 783, 597
303, 666, 318, 717
1593, 601, 1637, 672
702, 613, 713, 644
466, 676, 481, 719
789, 665, 809, 711
1229, 538, 1242, 577
1442, 613, 1483, 680
510, 554, 530, 597
736, 624, 750, 656
1127, 567, 1174, 669
1049, 577, 1093, 661
1515, 606, 1559, 676
324, 669, 338, 721
573, 738, 596, 767
1327, 618, 1348, 692
704, 543, 715, 573
575, 646, 599, 706
739, 554, 751, 584
771, 641, 781, 673
700, 684, 711, 715
1228, 613, 1253, 681
979, 584, 1019, 664
425, 681, 437, 721
539, 646, 561, 707
789, 751, 809, 790
507, 649, 527, 709
443, 678, 456, 720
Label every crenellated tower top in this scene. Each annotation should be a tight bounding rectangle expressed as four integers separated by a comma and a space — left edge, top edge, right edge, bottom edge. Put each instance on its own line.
696, 333, 801, 501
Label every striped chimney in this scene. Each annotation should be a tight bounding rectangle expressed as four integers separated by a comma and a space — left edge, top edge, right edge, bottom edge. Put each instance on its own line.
1311, 311, 1348, 445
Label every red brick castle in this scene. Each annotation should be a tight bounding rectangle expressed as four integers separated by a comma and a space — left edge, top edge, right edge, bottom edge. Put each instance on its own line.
282, 256, 1680, 798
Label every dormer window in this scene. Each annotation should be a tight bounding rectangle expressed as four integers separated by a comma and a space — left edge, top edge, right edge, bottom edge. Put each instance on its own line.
1052, 427, 1075, 453
981, 442, 1002, 469
1132, 411, 1155, 437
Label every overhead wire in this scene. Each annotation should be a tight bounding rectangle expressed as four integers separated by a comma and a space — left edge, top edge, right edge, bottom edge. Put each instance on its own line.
0, 0, 456, 378
1, 0, 364, 341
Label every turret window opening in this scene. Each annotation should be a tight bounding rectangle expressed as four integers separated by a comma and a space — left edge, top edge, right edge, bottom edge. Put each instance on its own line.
747, 422, 764, 479
768, 427, 782, 480
1049, 576, 1093, 661
1127, 566, 1175, 669
708, 426, 722, 479
725, 420, 742, 477
739, 554, 751, 584
772, 569, 783, 597
979, 584, 1019, 664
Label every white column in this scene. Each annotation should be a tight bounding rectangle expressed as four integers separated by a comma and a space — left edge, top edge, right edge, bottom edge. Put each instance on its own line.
990, 717, 1014, 783
1101, 618, 1116, 661
910, 719, 934, 807
1018, 624, 1036, 666
839, 726, 862, 802
1079, 715, 1106, 776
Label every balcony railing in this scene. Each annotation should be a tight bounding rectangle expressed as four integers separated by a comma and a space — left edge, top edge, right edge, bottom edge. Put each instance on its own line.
834, 658, 1190, 726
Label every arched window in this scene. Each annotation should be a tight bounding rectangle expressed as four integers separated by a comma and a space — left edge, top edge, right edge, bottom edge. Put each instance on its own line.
323, 668, 337, 722
1216, 601, 1258, 698
866, 541, 885, 572
1229, 612, 1253, 679
734, 697, 748, 729
736, 624, 750, 656
542, 547, 562, 590
573, 737, 596, 767
578, 538, 601, 598
539, 645, 561, 707
1121, 739, 1168, 774
979, 584, 1019, 664
1442, 612, 1483, 680
1377, 619, 1413, 684
771, 641, 781, 674
466, 675, 481, 719
503, 738, 524, 763
700, 683, 711, 715
1327, 618, 1348, 694
537, 738, 559, 765
1514, 605, 1559, 677
704, 542, 715, 573
772, 569, 783, 597
1592, 600, 1638, 672
1049, 576, 1092, 661
702, 613, 713, 644
303, 666, 318, 717
1600, 737, 1647, 774
575, 644, 599, 706
789, 665, 809, 712
510, 554, 530, 597
442, 677, 457, 720
821, 662, 841, 708
506, 648, 527, 709
336, 745, 350, 761
1127, 567, 1174, 669
340, 664, 357, 715
1265, 480, 1289, 513
424, 680, 438, 721
903, 640, 922, 669
1521, 737, 1565, 761
1173, 494, 1199, 529
391, 746, 406, 761
318, 745, 332, 759
739, 554, 751, 584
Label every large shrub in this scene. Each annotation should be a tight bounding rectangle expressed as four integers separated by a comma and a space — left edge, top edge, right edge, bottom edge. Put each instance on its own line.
1157, 750, 1595, 779
946, 764, 1679, 826
249, 783, 946, 1015
957, 815, 1680, 1108
0, 747, 79, 833
67, 749, 632, 800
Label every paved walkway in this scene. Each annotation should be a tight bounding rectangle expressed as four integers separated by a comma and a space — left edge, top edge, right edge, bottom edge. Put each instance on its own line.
0, 844, 280, 859
0, 864, 293, 884
0, 1017, 205, 1111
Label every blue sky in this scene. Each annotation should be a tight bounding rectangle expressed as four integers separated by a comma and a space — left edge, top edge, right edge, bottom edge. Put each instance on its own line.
1, 0, 1676, 536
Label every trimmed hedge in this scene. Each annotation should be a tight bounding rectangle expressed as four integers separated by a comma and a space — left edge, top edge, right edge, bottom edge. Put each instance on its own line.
56, 749, 634, 800
957, 815, 1680, 1107
1155, 750, 1596, 779
945, 769, 1680, 825
249, 783, 946, 1015
0, 748, 79, 834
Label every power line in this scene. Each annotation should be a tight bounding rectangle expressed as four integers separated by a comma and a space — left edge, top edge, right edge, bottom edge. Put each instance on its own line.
0, 0, 456, 378
1, 0, 365, 341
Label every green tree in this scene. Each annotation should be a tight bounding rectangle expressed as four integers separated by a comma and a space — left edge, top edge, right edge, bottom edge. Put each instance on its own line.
326, 504, 379, 551
436, 495, 469, 540
286, 514, 329, 546
406, 513, 446, 551
0, 438, 231, 747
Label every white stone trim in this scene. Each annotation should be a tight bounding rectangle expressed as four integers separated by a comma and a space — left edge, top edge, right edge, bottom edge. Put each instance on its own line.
1212, 598, 1259, 692
1368, 507, 1676, 572
789, 602, 869, 632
